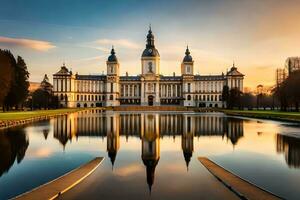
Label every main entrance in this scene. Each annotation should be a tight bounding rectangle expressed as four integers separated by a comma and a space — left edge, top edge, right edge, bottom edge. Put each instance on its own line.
148, 95, 154, 106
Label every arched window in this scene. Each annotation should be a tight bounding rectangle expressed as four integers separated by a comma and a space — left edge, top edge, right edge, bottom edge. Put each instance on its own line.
187, 95, 191, 100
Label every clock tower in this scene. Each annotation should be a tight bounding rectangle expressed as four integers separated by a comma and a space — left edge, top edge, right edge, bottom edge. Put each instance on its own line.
141, 26, 160, 75
141, 26, 160, 106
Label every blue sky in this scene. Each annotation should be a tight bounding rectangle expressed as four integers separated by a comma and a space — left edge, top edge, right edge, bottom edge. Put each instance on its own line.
1, 0, 300, 88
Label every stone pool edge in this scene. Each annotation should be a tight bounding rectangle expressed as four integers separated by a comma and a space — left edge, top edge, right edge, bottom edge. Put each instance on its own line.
198, 157, 283, 200
12, 157, 104, 200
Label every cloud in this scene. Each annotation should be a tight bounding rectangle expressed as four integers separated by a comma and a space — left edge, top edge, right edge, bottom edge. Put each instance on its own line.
0, 36, 56, 51
95, 38, 139, 49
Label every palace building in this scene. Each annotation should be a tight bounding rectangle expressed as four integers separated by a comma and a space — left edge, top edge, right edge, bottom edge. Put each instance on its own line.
53, 27, 244, 108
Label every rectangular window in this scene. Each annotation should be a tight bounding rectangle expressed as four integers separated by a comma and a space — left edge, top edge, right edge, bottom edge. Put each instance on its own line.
187, 66, 190, 73
111, 83, 113, 92
187, 83, 191, 93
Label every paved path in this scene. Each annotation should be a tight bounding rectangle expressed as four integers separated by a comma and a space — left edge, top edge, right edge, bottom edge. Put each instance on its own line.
198, 157, 282, 200
14, 157, 104, 200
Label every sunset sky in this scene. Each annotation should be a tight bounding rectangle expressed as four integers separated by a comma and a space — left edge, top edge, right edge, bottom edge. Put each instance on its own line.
1, 0, 300, 88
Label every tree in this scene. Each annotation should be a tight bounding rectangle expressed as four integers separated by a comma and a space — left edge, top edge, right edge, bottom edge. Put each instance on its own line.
241, 92, 256, 109
32, 89, 50, 109
222, 85, 229, 107
15, 56, 30, 108
228, 88, 242, 109
274, 70, 300, 111
0, 49, 14, 108
3, 53, 30, 110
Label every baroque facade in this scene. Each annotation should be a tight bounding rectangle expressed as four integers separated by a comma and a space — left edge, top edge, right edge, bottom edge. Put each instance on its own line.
53, 28, 244, 108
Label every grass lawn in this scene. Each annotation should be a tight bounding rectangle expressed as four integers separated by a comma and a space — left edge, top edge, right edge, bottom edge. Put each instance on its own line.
222, 109, 300, 122
0, 108, 86, 121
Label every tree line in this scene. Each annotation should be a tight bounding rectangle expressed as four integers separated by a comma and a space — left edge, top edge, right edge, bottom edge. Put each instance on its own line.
274, 70, 300, 111
0, 49, 30, 111
222, 71, 300, 111
0, 49, 59, 111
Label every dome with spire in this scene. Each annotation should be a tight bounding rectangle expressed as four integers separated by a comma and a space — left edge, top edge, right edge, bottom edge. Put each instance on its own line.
142, 26, 160, 57
107, 47, 118, 62
183, 46, 193, 62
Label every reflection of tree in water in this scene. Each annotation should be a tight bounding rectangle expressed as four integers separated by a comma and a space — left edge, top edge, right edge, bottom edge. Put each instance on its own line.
277, 134, 300, 168
0, 128, 29, 177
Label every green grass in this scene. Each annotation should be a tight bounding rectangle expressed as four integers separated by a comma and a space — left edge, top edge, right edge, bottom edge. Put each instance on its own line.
221, 109, 300, 122
0, 108, 86, 121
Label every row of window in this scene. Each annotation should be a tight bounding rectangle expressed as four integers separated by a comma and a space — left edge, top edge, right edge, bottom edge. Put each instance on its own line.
188, 82, 224, 93
187, 94, 222, 101
76, 94, 114, 101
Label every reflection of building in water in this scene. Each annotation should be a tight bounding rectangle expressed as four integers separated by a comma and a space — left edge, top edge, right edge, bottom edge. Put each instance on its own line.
160, 114, 183, 138
0, 128, 29, 177
223, 118, 244, 145
277, 134, 300, 168
182, 116, 194, 170
141, 114, 160, 192
120, 114, 141, 140
43, 128, 49, 140
53, 110, 108, 148
192, 115, 244, 145
53, 113, 244, 148
106, 113, 120, 168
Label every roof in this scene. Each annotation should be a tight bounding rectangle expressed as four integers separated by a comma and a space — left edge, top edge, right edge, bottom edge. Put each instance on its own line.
120, 76, 141, 81
160, 75, 182, 81
107, 47, 118, 62
194, 75, 226, 81
76, 75, 106, 80
183, 46, 193, 62
54, 65, 72, 75
226, 66, 244, 76
142, 27, 160, 57
142, 48, 160, 57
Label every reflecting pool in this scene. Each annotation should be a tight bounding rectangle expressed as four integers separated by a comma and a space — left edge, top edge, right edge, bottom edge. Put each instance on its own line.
1, 110, 300, 199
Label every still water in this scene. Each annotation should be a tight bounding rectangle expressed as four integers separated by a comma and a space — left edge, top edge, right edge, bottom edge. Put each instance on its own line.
1, 110, 300, 199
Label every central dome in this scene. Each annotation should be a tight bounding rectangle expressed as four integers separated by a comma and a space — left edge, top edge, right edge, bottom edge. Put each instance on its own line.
142, 27, 160, 58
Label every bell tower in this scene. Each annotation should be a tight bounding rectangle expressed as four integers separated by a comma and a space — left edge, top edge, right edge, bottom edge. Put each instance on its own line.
141, 26, 160, 75
140, 26, 161, 106
106, 47, 120, 107
181, 46, 194, 75
181, 46, 195, 107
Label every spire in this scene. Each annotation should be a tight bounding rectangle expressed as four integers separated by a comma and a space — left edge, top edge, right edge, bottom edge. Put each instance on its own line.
111, 45, 115, 55
146, 25, 155, 48
185, 45, 190, 56
231, 60, 237, 70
